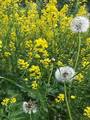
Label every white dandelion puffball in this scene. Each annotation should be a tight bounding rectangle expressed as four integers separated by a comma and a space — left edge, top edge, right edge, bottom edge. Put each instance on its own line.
55, 66, 75, 82
70, 16, 89, 33
23, 100, 37, 114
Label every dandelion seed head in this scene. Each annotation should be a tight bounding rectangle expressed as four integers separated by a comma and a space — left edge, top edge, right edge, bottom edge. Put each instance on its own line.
23, 100, 37, 114
70, 16, 89, 33
55, 66, 75, 82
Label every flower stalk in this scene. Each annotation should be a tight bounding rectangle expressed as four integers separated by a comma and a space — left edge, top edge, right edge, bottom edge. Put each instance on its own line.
30, 114, 32, 120
64, 82, 73, 120
74, 33, 81, 70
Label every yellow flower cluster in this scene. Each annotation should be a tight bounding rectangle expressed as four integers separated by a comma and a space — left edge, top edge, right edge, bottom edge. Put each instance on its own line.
9, 41, 16, 52
58, 4, 73, 31
15, 1, 38, 35
4, 51, 11, 58
60, 16, 73, 31
24, 40, 33, 50
10, 97, 17, 103
59, 4, 68, 17
22, 38, 49, 60
34, 38, 49, 58
1, 98, 9, 106
31, 81, 38, 90
77, 5, 88, 16
76, 73, 84, 82
55, 93, 64, 103
40, 58, 51, 67
10, 32, 16, 41
82, 58, 89, 67
29, 65, 41, 79
42, 1, 58, 27
1, 97, 16, 106
39, 0, 58, 39
34, 38, 48, 49
23, 40, 33, 59
84, 106, 90, 118
0, 0, 89, 118
55, 94, 76, 103
18, 59, 29, 70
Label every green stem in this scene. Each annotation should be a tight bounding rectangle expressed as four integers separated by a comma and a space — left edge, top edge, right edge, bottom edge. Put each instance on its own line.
67, 34, 81, 119
74, 33, 81, 70
45, 64, 54, 96
30, 113, 32, 120
64, 82, 73, 120
48, 64, 54, 85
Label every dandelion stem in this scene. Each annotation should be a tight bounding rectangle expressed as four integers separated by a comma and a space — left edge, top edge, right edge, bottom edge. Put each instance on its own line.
64, 82, 73, 120
74, 33, 81, 70
30, 114, 32, 120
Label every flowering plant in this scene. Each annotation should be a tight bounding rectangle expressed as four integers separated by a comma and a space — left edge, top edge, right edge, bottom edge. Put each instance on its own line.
0, 0, 90, 120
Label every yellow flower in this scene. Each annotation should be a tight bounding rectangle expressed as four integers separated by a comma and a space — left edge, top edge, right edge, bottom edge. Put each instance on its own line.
40, 58, 51, 67
34, 48, 49, 58
59, 4, 68, 17
34, 38, 49, 58
76, 73, 84, 82
77, 5, 87, 16
55, 93, 64, 103
1, 98, 10, 106
11, 32, 16, 41
9, 41, 16, 51
29, 65, 41, 79
18, 59, 29, 70
60, 16, 73, 31
4, 52, 11, 57
31, 81, 38, 90
34, 38, 48, 49
40, 49, 49, 57
1, 97, 16, 106
82, 59, 89, 67
10, 97, 16, 103
41, 1, 59, 29
24, 40, 32, 50
84, 106, 90, 118
71, 95, 76, 99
